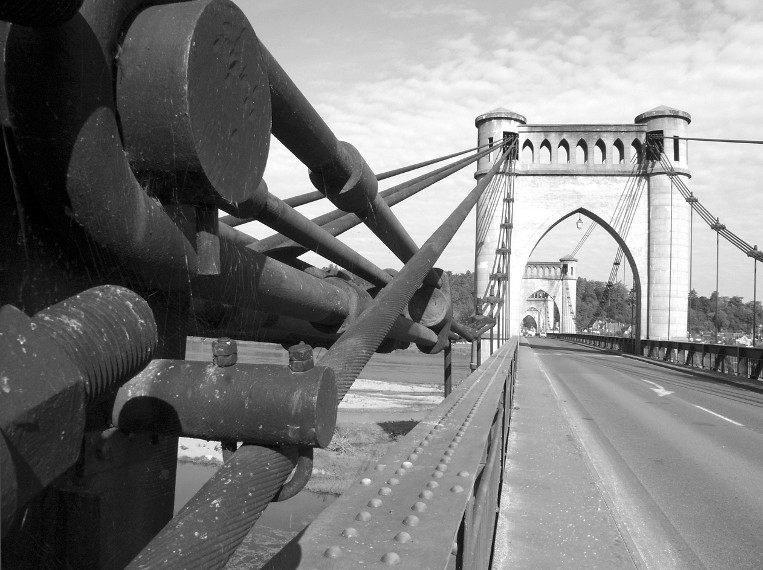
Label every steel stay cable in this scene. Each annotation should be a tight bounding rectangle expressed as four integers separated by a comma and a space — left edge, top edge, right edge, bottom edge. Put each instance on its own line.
376, 141, 488, 180
221, 143, 495, 230
652, 147, 757, 255
253, 141, 502, 253
319, 146, 513, 399
672, 136, 763, 145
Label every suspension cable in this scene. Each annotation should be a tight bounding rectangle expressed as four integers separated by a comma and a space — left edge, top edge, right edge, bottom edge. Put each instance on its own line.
648, 135, 762, 260
673, 136, 763, 145
377, 142, 487, 180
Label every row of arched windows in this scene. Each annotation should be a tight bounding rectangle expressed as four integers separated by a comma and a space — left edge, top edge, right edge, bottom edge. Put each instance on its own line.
519, 138, 643, 165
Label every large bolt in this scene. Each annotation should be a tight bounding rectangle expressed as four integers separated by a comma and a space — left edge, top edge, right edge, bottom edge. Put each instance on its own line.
1, 285, 157, 536
33, 285, 158, 400
212, 337, 237, 367
289, 341, 314, 372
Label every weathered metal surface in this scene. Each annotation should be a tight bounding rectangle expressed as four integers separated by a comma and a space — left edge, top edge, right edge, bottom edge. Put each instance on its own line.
33, 284, 157, 399
273, 447, 314, 502
113, 360, 338, 447
1, 285, 157, 537
0, 304, 87, 537
0, 0, 83, 26
263, 340, 517, 569
117, 0, 271, 217
127, 445, 299, 570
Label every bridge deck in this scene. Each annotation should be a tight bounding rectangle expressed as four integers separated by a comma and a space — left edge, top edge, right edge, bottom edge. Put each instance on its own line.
499, 337, 763, 569
492, 341, 636, 568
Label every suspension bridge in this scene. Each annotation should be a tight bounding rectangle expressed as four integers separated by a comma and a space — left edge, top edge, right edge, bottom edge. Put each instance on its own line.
2, 2, 763, 569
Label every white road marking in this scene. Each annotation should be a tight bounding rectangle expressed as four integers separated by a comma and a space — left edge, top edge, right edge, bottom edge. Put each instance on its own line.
639, 378, 674, 397
694, 405, 744, 426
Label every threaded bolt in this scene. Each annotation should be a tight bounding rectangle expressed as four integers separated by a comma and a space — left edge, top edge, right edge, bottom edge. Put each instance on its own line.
289, 341, 314, 372
32, 285, 157, 400
212, 337, 237, 367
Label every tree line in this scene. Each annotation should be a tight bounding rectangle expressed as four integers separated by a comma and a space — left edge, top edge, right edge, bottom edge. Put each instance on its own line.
332, 266, 762, 339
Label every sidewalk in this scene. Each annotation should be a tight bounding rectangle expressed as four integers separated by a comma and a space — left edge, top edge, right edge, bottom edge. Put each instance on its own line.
492, 343, 638, 569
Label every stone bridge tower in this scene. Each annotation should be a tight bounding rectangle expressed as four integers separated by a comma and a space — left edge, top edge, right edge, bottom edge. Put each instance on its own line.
521, 257, 578, 334
474, 106, 692, 341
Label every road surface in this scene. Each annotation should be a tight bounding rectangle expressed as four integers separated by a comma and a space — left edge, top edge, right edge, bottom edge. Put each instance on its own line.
522, 336, 763, 569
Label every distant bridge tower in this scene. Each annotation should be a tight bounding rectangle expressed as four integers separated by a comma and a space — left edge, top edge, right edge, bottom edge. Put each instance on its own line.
474, 105, 692, 341
521, 257, 578, 334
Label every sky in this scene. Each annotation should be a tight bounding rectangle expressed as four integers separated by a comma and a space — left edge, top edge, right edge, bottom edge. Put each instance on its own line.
232, 0, 763, 301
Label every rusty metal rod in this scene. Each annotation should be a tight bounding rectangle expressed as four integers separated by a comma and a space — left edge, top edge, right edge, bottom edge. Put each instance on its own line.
113, 361, 337, 447
254, 143, 495, 254
319, 147, 511, 399
191, 301, 438, 348
126, 445, 298, 570
261, 43, 447, 288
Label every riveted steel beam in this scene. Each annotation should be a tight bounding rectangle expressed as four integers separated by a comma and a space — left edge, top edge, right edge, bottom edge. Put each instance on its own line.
263, 340, 517, 568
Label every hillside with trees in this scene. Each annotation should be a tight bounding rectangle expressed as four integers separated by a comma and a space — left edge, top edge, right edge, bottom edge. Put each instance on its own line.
331, 265, 761, 341
575, 277, 763, 340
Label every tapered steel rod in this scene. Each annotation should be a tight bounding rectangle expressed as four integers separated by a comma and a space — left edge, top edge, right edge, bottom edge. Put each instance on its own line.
320, 147, 511, 399
254, 144, 495, 254
262, 44, 463, 289
219, 189, 325, 228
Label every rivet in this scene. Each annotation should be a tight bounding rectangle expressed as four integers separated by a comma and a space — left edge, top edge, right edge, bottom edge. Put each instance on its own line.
324, 546, 342, 558
451, 485, 464, 493
419, 490, 434, 500
356, 511, 371, 522
449, 442, 458, 449
440, 456, 451, 464
421, 440, 430, 447
425, 434, 433, 441
342, 527, 358, 538
408, 453, 418, 461
454, 436, 462, 443
415, 446, 424, 453
379, 487, 392, 496
412, 501, 427, 512
387, 477, 400, 485
403, 515, 420, 527
426, 481, 439, 489
402, 461, 412, 469
381, 552, 401, 565
376, 464, 386, 471
436, 464, 448, 472
360, 478, 372, 486
396, 468, 406, 476
458, 470, 470, 477
432, 471, 444, 478
394, 531, 412, 543
368, 498, 383, 508
445, 449, 455, 456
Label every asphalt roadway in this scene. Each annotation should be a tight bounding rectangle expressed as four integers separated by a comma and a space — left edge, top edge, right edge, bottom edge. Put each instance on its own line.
494, 336, 763, 569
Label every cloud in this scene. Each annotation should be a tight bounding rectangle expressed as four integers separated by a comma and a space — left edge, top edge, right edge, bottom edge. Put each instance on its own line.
235, 0, 763, 299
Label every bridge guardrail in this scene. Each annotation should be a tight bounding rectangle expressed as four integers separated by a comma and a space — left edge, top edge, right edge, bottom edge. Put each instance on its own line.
552, 334, 763, 382
264, 338, 518, 569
